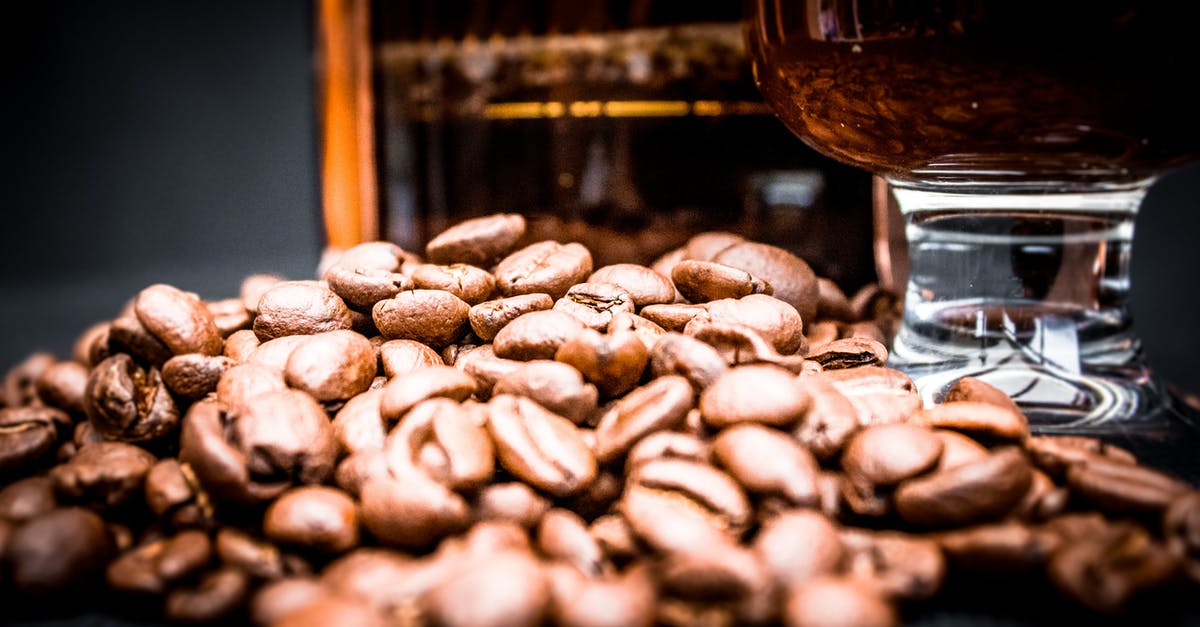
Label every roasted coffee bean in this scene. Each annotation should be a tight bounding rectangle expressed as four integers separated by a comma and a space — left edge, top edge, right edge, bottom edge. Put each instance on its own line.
626, 458, 751, 546
34, 361, 89, 415
792, 377, 860, 461
373, 289, 471, 348
263, 486, 359, 554
713, 424, 820, 506
555, 328, 649, 398
944, 376, 1023, 416
422, 548, 550, 627
700, 365, 810, 429
553, 282, 636, 332
85, 353, 180, 443
7, 507, 113, 593
72, 323, 111, 368
284, 330, 376, 402
822, 367, 921, 427
378, 365, 476, 422
331, 388, 386, 454
815, 278, 854, 321
473, 482, 551, 529
1014, 469, 1069, 522
804, 321, 841, 352
657, 539, 771, 604
936, 521, 1060, 572
249, 577, 331, 627
697, 294, 806, 356
588, 264, 675, 308
931, 429, 990, 471
589, 513, 640, 563
215, 363, 288, 413
639, 303, 709, 332
493, 360, 599, 426
4, 353, 57, 408
0, 476, 56, 524
455, 344, 523, 399
755, 509, 843, 590
685, 320, 809, 373
493, 310, 586, 361
547, 562, 657, 627
246, 335, 308, 374
252, 281, 353, 341
51, 442, 156, 510
426, 213, 527, 266
536, 508, 606, 576
108, 314, 174, 367
413, 263, 496, 305
606, 314, 666, 354
206, 298, 251, 337
841, 423, 944, 487
165, 565, 250, 623
333, 450, 388, 497
1047, 522, 1178, 613
841, 529, 945, 601
385, 398, 494, 490
215, 528, 290, 580
360, 472, 471, 550
162, 353, 235, 400
134, 284, 223, 357
468, 294, 555, 342
708, 240, 819, 324
378, 339, 444, 377
324, 263, 411, 311
1165, 491, 1200, 584
648, 333, 728, 393
626, 431, 710, 470
240, 274, 284, 314
144, 458, 209, 528
0, 407, 63, 476
680, 231, 744, 262
894, 446, 1033, 527
495, 240, 594, 300
672, 260, 772, 304
910, 401, 1029, 443
1065, 455, 1189, 513
783, 575, 898, 627
180, 393, 337, 505
1026, 435, 1138, 478
486, 395, 597, 497
593, 375, 693, 464
805, 337, 888, 369
222, 329, 260, 363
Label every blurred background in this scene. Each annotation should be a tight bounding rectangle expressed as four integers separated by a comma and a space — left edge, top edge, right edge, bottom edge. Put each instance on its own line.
3, 0, 1198, 398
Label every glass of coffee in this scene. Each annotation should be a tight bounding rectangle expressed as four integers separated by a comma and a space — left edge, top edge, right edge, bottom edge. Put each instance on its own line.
748, 0, 1199, 427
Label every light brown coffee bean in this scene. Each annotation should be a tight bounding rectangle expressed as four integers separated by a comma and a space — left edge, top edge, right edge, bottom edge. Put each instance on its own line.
378, 339, 444, 378
331, 388, 386, 454
275, 594, 389, 627
246, 335, 307, 373
754, 510, 843, 590
555, 328, 649, 398
422, 548, 550, 627
360, 472, 471, 550
493, 310, 587, 361
628, 459, 751, 543
253, 281, 353, 341
373, 289, 471, 348
803, 321, 841, 353
206, 298, 251, 338
250, 577, 331, 627
0, 476, 56, 525
553, 283, 636, 332
221, 329, 260, 363
671, 260, 773, 303
685, 320, 810, 373
378, 365, 476, 422
495, 240, 594, 300
473, 482, 551, 530
638, 303, 709, 332
426, 213, 527, 266
815, 277, 854, 321
784, 575, 897, 627
454, 344, 523, 399
944, 376, 1023, 416
592, 375, 693, 464
841, 423, 944, 487
413, 263, 496, 305
648, 333, 728, 393
626, 431, 710, 470
699, 294, 806, 356
547, 562, 657, 627
333, 450, 388, 498
700, 365, 810, 429
493, 360, 599, 426
588, 264, 675, 307
284, 330, 376, 402
486, 395, 597, 497
161, 353, 235, 400
264, 486, 359, 553
240, 274, 284, 314
134, 284, 223, 357
536, 508, 606, 576
606, 313, 666, 354
792, 377, 860, 461
932, 429, 990, 471
821, 367, 921, 427
588, 514, 640, 562
215, 363, 287, 413
385, 398, 494, 490
894, 446, 1033, 527
712, 424, 820, 506
709, 240, 819, 324
910, 401, 1029, 443
657, 539, 771, 603
468, 294, 555, 342
324, 264, 412, 311
805, 337, 888, 369
1026, 435, 1138, 478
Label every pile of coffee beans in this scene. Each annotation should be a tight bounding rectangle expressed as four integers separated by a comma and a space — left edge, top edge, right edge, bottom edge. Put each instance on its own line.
1, 213, 1198, 626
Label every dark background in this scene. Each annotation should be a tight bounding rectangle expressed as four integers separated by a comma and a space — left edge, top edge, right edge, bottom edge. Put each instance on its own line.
2, 1, 1199, 398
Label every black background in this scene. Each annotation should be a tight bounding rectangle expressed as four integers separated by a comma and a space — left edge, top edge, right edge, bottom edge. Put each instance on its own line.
2, 0, 1199, 398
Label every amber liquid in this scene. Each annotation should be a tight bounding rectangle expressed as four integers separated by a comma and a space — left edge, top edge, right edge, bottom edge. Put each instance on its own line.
750, 1, 1200, 189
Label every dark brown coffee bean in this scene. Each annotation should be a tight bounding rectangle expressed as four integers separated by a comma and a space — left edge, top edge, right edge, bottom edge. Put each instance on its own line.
709, 241, 819, 324
468, 294, 555, 342
821, 367, 921, 427
85, 353, 179, 443
1026, 435, 1138, 478
495, 240, 594, 300
107, 538, 170, 595
593, 375, 693, 464
698, 294, 806, 356
672, 260, 772, 303
553, 282, 636, 332
1047, 522, 1178, 614
165, 565, 250, 623
73, 322, 111, 369
162, 353, 235, 400
331, 388, 386, 454
215, 528, 290, 579
626, 431, 710, 470
792, 377, 860, 461
360, 473, 471, 550
783, 575, 898, 627
486, 395, 597, 497
385, 398, 494, 490
50, 441, 156, 510
815, 278, 854, 321
555, 328, 649, 398
33, 361, 88, 415
935, 521, 1060, 572
378, 365, 476, 422
373, 289, 471, 348
240, 274, 285, 314
932, 429, 990, 471
894, 446, 1033, 527
841, 529, 945, 601
713, 424, 820, 506
639, 303, 709, 332
841, 423, 944, 487
144, 458, 209, 528
221, 329, 260, 363
215, 363, 287, 413
1066, 455, 1190, 513
1165, 491, 1200, 584
910, 401, 1029, 443
700, 365, 810, 429
263, 486, 359, 553
253, 281, 353, 341
134, 284, 223, 357
754, 510, 843, 590
493, 310, 586, 361
0, 476, 56, 524
805, 337, 888, 369
180, 393, 337, 505
473, 482, 551, 529
658, 539, 771, 604
493, 360, 599, 426
284, 330, 376, 402
944, 376, 1023, 416
3, 353, 56, 408
0, 407, 63, 477
547, 562, 657, 627
1014, 468, 1069, 522
422, 548, 550, 627
378, 339, 443, 377
413, 263, 496, 305
324, 263, 411, 311
7, 507, 113, 594
426, 213, 527, 266
108, 314, 174, 366
648, 333, 728, 393
536, 508, 606, 576
157, 530, 214, 583
588, 263, 675, 307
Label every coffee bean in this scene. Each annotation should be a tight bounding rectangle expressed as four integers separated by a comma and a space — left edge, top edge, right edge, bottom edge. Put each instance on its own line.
284, 330, 376, 402
7, 507, 113, 594
805, 337, 888, 369
165, 566, 250, 623
638, 303, 709, 332
672, 260, 773, 303
698, 294, 806, 356
0, 476, 57, 525
206, 298, 251, 337
493, 360, 599, 426
215, 363, 288, 413
1026, 435, 1138, 478
700, 365, 810, 429
386, 398, 494, 490
658, 539, 771, 604
754, 510, 843, 590
593, 376, 693, 464
1047, 522, 1178, 613
85, 353, 180, 443
495, 240, 594, 300
50, 441, 156, 510
841, 529, 946, 601
486, 395, 597, 497
240, 274, 285, 314
422, 548, 549, 627
547, 562, 658, 627
588, 264, 676, 307
324, 263, 411, 311
378, 339, 444, 377
34, 361, 89, 415
253, 281, 353, 341
263, 486, 359, 553
936, 521, 1060, 572
0, 407, 63, 477
215, 528, 290, 580
648, 333, 728, 393
1065, 455, 1189, 513
467, 294, 554, 342
804, 320, 841, 352
944, 376, 1023, 416
841, 423, 944, 487
709, 241, 819, 324
134, 284, 223, 357
626, 459, 751, 546
626, 431, 710, 470
682, 231, 745, 262
373, 289, 471, 348
333, 450, 388, 498
162, 353, 236, 400
553, 282, 636, 332
931, 429, 990, 471
331, 388, 386, 454
685, 320, 810, 373
426, 213, 527, 266
378, 365, 476, 422
221, 329, 260, 363
1165, 491, 1200, 584
783, 575, 898, 627
4, 353, 56, 408
815, 278, 854, 321
249, 577, 331, 627
493, 310, 586, 361
144, 458, 209, 528
536, 508, 606, 576
822, 367, 921, 427
555, 328, 649, 398
108, 315, 174, 367
792, 377, 860, 461
360, 472, 471, 550
413, 263, 496, 305
454, 344, 523, 399
894, 446, 1033, 527
713, 424, 820, 506
473, 482, 551, 530
910, 401, 1029, 443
